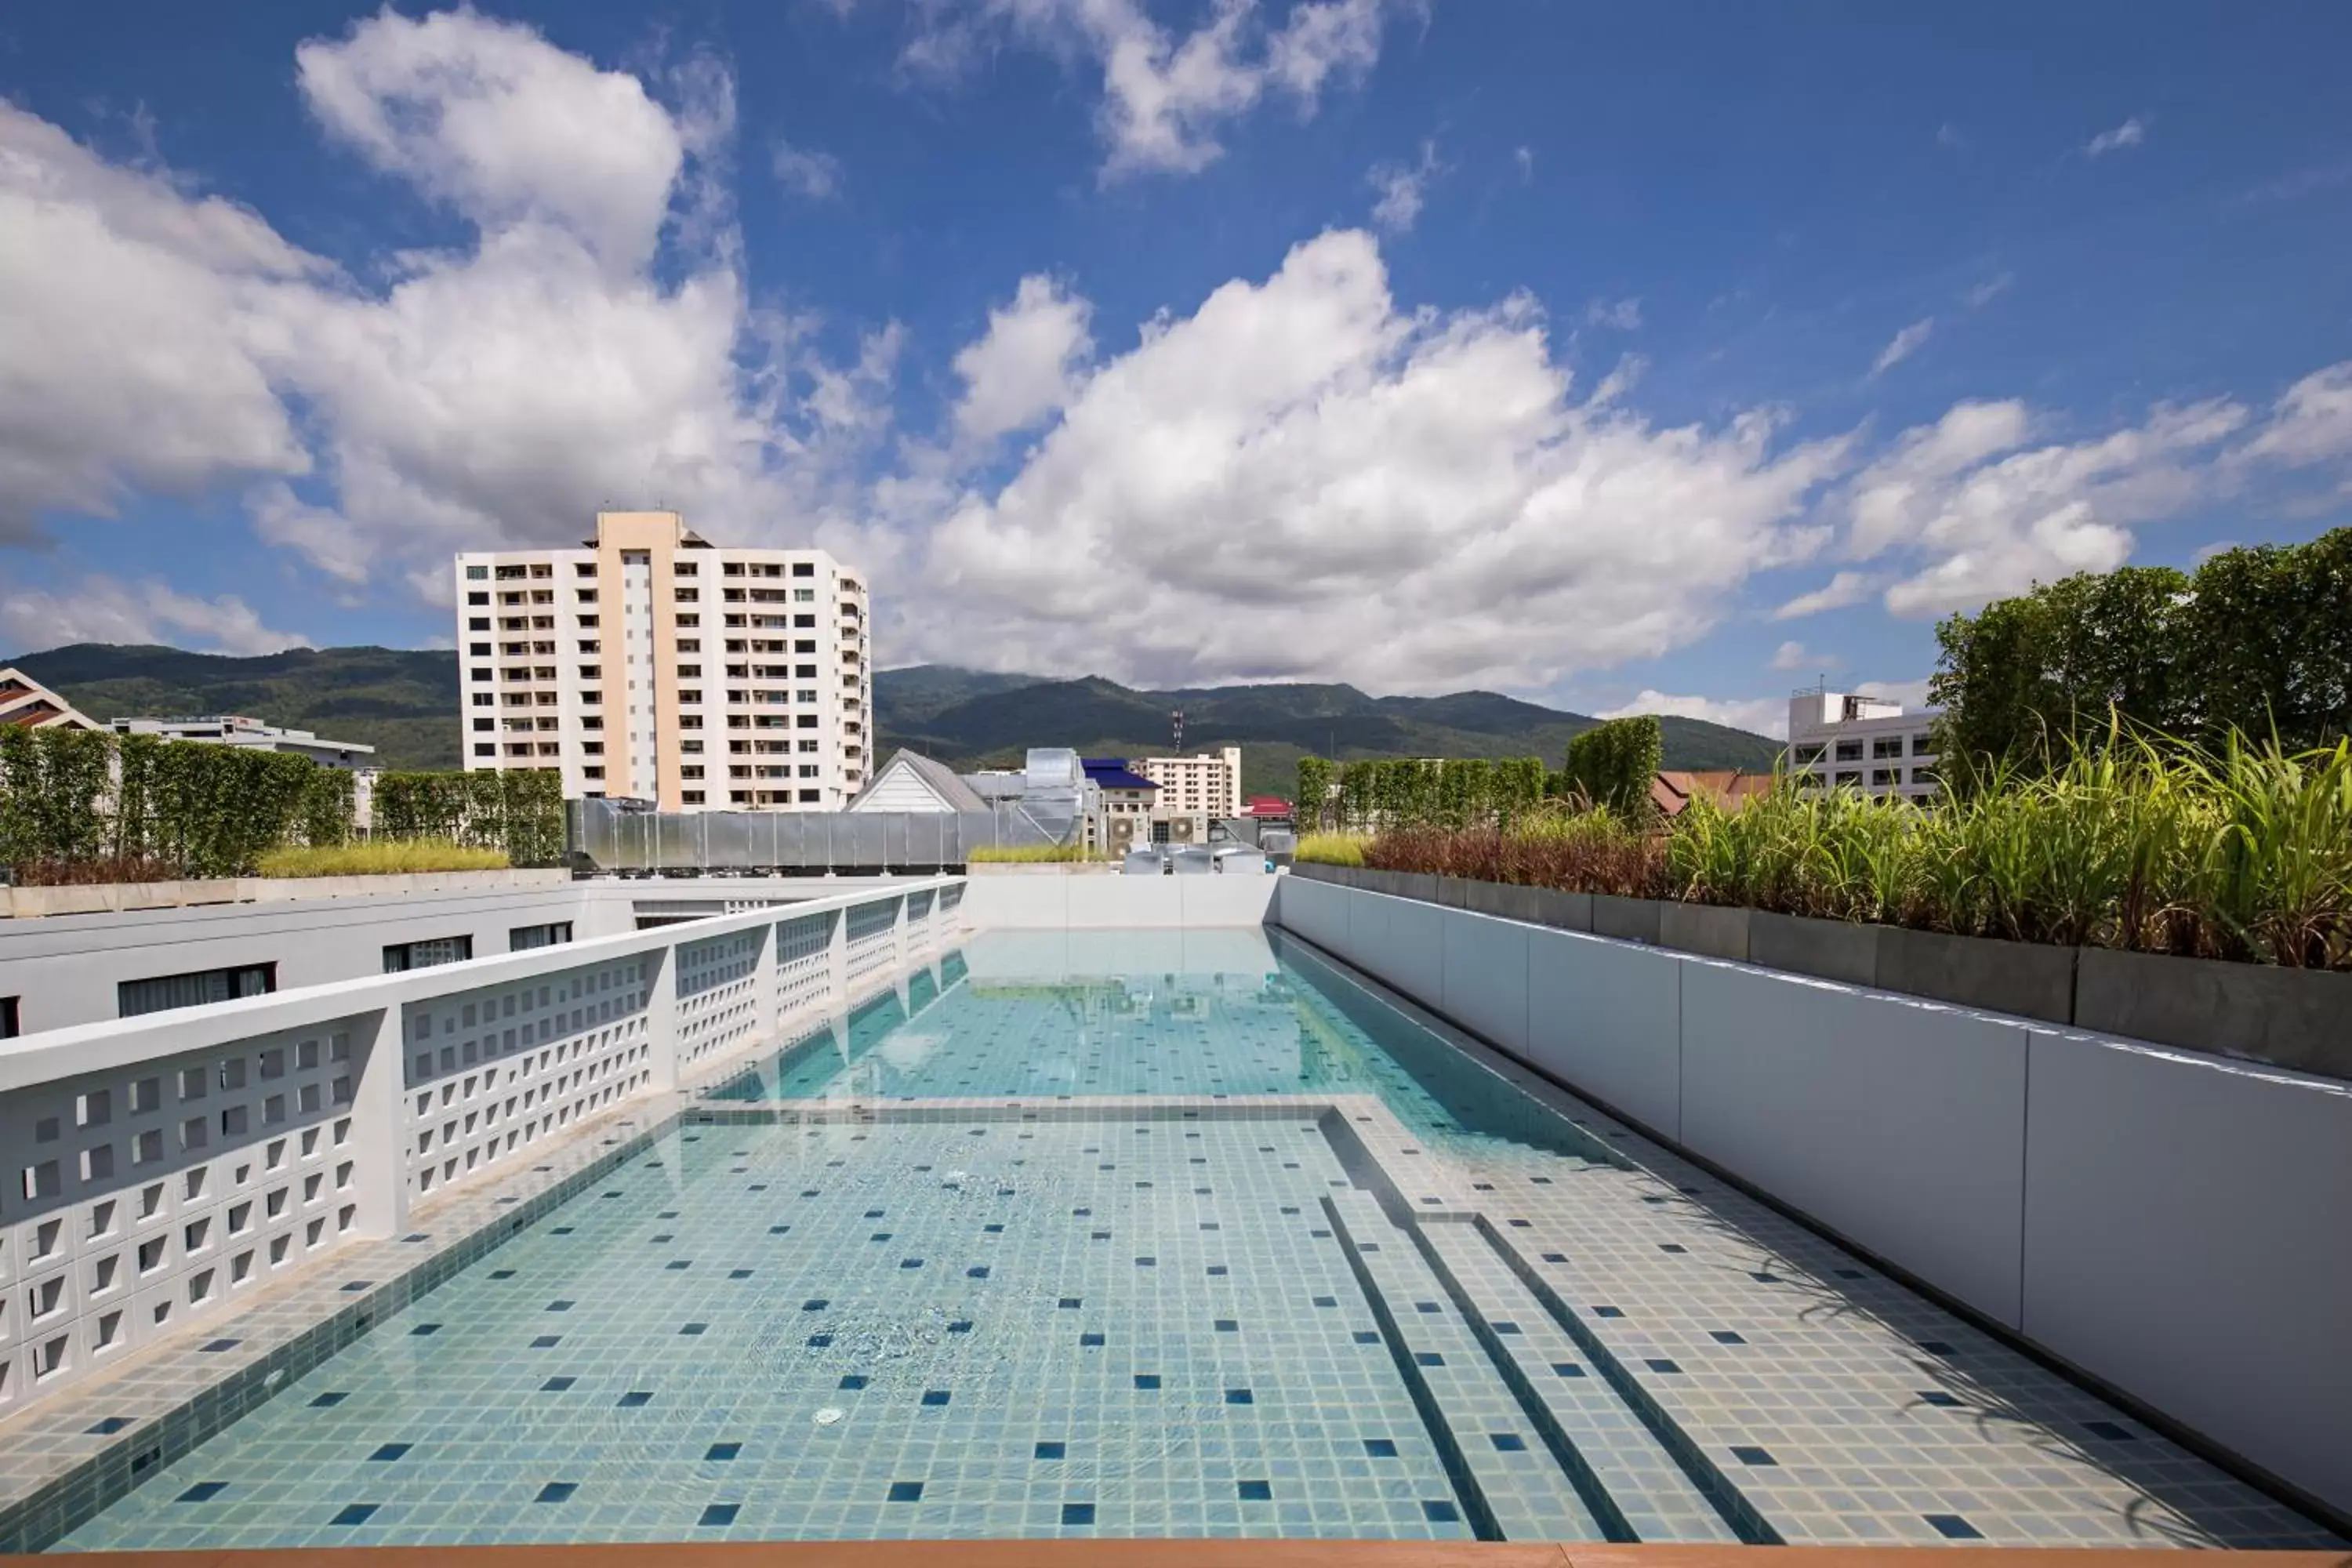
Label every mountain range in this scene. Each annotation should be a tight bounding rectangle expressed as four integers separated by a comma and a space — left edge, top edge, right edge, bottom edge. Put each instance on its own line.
7, 644, 1784, 799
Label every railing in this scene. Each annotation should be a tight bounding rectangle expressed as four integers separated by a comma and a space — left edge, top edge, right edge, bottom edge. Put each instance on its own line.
0, 876, 965, 1421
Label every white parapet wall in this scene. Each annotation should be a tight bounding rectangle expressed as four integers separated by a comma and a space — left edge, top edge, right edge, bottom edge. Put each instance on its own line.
0, 877, 966, 1421
0, 874, 936, 1036
1270, 873, 2352, 1523
959, 869, 1279, 930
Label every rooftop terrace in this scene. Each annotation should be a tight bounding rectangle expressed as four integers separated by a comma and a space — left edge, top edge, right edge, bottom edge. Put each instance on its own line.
0, 869, 2342, 1559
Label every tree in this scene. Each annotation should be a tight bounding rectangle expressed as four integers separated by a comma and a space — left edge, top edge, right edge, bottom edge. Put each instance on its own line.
1563, 717, 1661, 817
1930, 527, 2352, 782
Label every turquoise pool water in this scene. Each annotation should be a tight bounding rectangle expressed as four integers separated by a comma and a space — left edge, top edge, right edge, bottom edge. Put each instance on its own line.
53, 928, 2336, 1552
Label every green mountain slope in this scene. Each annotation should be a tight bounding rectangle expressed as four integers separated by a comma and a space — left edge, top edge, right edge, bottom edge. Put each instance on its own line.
5, 644, 1784, 795
873, 666, 1783, 799
12, 644, 463, 770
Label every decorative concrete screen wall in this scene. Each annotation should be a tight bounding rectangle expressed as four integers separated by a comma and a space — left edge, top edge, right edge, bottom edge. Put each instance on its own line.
0, 877, 964, 1421
1272, 874, 2352, 1523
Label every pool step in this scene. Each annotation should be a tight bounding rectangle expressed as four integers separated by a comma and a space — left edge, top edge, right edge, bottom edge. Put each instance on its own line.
1323, 1191, 1607, 1543
1416, 1221, 1743, 1544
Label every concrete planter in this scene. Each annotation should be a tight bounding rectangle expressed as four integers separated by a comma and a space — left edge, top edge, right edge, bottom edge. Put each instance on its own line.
1658, 902, 1751, 962
1591, 894, 1663, 945
1459, 878, 1590, 932
1875, 926, 2076, 1025
1748, 911, 1880, 986
1, 868, 571, 920
2074, 947, 2352, 1078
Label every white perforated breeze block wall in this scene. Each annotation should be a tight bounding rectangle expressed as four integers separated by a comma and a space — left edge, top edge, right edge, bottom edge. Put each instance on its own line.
402, 956, 655, 1202
0, 876, 962, 1421
2, 1020, 369, 1411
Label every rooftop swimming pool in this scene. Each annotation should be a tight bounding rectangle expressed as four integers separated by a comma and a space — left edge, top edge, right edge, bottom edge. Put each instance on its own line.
54, 929, 2336, 1552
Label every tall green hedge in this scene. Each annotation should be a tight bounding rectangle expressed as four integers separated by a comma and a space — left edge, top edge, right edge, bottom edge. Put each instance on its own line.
0, 728, 564, 877
1563, 716, 1663, 817
1321, 754, 1546, 832
373, 769, 564, 866
1294, 756, 1336, 833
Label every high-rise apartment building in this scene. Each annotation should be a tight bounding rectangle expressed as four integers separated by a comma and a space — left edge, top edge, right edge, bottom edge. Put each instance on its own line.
1134, 746, 1243, 825
455, 511, 871, 811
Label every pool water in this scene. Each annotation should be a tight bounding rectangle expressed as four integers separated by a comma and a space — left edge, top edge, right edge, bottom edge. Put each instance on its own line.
56, 929, 2338, 1552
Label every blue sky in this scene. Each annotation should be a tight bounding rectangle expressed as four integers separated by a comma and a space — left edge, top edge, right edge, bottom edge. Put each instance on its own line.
3, 1, 2349, 735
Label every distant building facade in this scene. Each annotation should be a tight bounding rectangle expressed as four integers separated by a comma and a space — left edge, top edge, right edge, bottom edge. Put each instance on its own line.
1135, 746, 1243, 828
106, 715, 375, 770
1784, 688, 1942, 800
0, 668, 98, 731
454, 511, 871, 812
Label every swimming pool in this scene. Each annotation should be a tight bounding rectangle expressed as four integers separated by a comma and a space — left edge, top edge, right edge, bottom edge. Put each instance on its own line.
55, 929, 2336, 1551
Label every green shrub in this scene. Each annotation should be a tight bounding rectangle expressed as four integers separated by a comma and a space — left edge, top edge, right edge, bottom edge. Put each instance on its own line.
967, 843, 1100, 862
256, 839, 510, 877
1294, 832, 1371, 867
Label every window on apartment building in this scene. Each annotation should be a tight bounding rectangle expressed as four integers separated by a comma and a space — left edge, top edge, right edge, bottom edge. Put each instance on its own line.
1, 996, 17, 1038
795, 715, 818, 728
790, 588, 815, 603
677, 638, 701, 653
675, 587, 699, 602
723, 562, 744, 575
578, 614, 600, 629
508, 922, 572, 953
797, 739, 819, 753
1871, 768, 1899, 787
1793, 743, 1824, 764
798, 789, 821, 802
1833, 770, 1861, 786
679, 690, 703, 705
793, 614, 815, 628
469, 643, 491, 657
1834, 740, 1863, 761
583, 765, 604, 780
1911, 764, 1940, 786
1872, 737, 1903, 760
575, 562, 596, 576
792, 562, 814, 577
582, 690, 601, 705
119, 964, 275, 1019
728, 790, 749, 803
797, 764, 820, 778
575, 589, 597, 604
581, 717, 603, 731
466, 564, 488, 579
677, 614, 699, 628
1912, 733, 1935, 755
466, 591, 488, 605
678, 715, 702, 730
469, 617, 489, 631
677, 664, 702, 678
681, 739, 703, 754
582, 742, 604, 756
685, 790, 706, 804
681, 765, 704, 780
474, 743, 495, 757
383, 937, 472, 973
675, 561, 698, 575
472, 718, 493, 732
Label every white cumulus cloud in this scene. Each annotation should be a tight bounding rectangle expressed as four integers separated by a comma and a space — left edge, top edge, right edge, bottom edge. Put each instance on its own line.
1770, 570, 1877, 620
1871, 318, 1934, 376
1599, 690, 1788, 741
950, 274, 1095, 445
0, 574, 310, 657
2085, 117, 2147, 158
1367, 139, 1439, 233
896, 0, 1400, 179
903, 229, 1850, 692
771, 138, 844, 199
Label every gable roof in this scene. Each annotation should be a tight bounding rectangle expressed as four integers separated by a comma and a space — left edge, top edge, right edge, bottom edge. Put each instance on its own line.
849, 748, 992, 813
1651, 769, 1777, 817
0, 668, 99, 731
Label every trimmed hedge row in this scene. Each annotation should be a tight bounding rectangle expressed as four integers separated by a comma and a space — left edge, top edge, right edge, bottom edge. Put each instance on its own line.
0, 727, 563, 878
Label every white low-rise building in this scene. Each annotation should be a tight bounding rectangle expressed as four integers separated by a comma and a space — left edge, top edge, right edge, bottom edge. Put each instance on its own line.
1784, 687, 1943, 799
